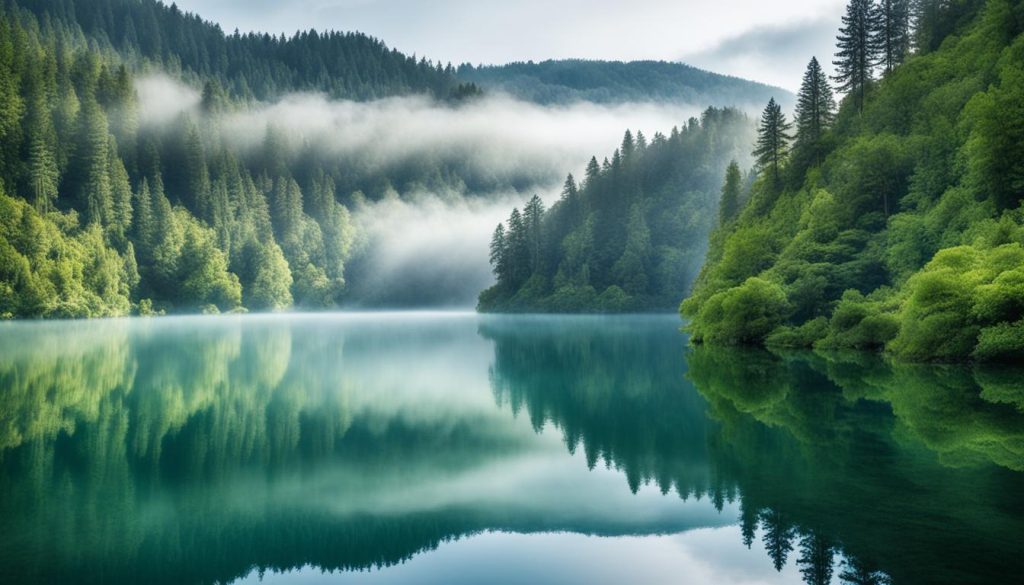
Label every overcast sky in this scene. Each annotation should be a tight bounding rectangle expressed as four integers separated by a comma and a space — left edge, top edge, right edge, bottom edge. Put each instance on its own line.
171, 0, 845, 91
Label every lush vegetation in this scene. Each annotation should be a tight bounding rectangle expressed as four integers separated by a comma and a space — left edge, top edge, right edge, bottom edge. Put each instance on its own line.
458, 59, 790, 107
17, 0, 474, 102
479, 109, 755, 312
682, 0, 1024, 362
0, 0, 497, 317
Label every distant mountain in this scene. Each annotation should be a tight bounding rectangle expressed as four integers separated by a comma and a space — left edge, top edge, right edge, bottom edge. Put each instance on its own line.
458, 59, 792, 108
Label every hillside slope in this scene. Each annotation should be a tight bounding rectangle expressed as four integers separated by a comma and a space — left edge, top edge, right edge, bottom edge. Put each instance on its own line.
458, 59, 791, 108
682, 0, 1024, 362
479, 108, 754, 313
15, 0, 466, 101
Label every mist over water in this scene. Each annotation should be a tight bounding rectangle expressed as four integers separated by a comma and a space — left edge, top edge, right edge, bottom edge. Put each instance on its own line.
135, 75, 722, 307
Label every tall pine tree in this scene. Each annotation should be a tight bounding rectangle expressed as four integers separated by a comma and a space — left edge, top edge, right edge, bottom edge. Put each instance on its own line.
873, 0, 912, 74
719, 161, 743, 225
833, 0, 879, 112
753, 98, 792, 186
793, 57, 836, 167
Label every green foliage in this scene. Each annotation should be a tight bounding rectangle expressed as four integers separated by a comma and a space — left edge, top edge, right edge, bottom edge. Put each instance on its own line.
0, 4, 369, 316
684, 0, 1024, 362
753, 98, 793, 185
0, 190, 131, 317
686, 277, 789, 344
481, 109, 755, 313
891, 244, 1024, 361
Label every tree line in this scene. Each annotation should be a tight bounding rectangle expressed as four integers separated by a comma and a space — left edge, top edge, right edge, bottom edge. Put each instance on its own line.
14, 0, 477, 102
683, 0, 1024, 362
480, 108, 754, 312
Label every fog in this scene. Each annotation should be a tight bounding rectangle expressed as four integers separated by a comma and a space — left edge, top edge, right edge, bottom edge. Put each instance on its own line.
135, 75, 727, 308
344, 191, 533, 307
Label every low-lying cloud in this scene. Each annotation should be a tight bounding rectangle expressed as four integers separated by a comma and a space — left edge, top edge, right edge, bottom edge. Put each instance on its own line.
345, 191, 531, 308
135, 75, 731, 307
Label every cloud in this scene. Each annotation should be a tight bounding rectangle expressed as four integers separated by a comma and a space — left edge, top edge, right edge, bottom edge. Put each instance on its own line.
213, 91, 703, 187
684, 17, 840, 93
344, 191, 532, 308
133, 75, 741, 308
135, 75, 202, 126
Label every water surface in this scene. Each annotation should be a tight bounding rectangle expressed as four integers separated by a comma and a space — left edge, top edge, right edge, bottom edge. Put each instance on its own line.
0, 314, 1021, 584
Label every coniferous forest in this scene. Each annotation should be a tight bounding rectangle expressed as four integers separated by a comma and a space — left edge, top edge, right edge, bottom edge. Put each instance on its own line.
0, 0, 476, 318
478, 110, 753, 312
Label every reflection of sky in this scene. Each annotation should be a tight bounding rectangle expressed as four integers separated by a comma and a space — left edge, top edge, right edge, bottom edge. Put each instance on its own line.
234, 527, 817, 585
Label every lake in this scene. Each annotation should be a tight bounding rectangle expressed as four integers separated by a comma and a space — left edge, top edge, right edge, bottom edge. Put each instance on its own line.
0, 314, 1021, 585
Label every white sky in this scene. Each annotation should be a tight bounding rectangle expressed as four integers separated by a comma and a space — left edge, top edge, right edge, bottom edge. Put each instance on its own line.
171, 0, 846, 91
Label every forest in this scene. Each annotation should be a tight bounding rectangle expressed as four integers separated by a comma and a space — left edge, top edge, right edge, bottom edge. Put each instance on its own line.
457, 59, 790, 108
681, 0, 1024, 362
479, 110, 754, 312
0, 0, 493, 318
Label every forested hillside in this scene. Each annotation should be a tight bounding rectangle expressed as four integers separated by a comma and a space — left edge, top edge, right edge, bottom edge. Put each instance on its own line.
682, 0, 1024, 362
458, 60, 789, 107
0, 0, 479, 317
479, 108, 754, 312
16, 0, 473, 101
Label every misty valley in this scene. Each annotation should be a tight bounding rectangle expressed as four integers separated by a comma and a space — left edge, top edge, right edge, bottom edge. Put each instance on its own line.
2, 0, 1024, 584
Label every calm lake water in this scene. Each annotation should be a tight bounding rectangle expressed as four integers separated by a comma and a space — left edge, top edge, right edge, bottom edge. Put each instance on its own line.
0, 314, 1021, 585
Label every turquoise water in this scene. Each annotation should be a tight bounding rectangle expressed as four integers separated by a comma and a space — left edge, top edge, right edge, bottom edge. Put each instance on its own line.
0, 314, 1021, 584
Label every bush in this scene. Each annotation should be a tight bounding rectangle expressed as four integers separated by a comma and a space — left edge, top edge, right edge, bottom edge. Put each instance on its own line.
687, 277, 789, 345
973, 320, 1024, 362
890, 244, 1024, 361
766, 317, 829, 348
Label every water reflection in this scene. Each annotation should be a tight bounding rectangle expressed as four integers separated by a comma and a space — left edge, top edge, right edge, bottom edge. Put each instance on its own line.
0, 315, 1021, 585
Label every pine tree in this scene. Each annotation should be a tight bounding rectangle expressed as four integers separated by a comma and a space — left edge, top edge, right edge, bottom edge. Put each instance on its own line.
719, 161, 743, 224
753, 98, 792, 186
489, 223, 508, 286
760, 509, 796, 572
796, 534, 836, 585
184, 122, 212, 219
794, 57, 836, 167
132, 178, 155, 259
523, 194, 546, 274
76, 99, 113, 226
611, 203, 652, 295
873, 0, 912, 74
834, 0, 879, 112
23, 63, 58, 211
107, 136, 133, 241
505, 208, 530, 288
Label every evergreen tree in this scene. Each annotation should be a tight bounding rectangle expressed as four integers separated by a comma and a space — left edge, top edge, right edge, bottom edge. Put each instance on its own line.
753, 98, 792, 186
834, 0, 879, 112
872, 0, 912, 74
107, 136, 133, 241
797, 534, 836, 585
523, 194, 546, 274
794, 57, 836, 167
76, 99, 113, 226
26, 93, 59, 210
506, 208, 530, 289
184, 122, 212, 219
611, 203, 652, 295
761, 510, 796, 572
719, 161, 743, 224
489, 223, 508, 286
